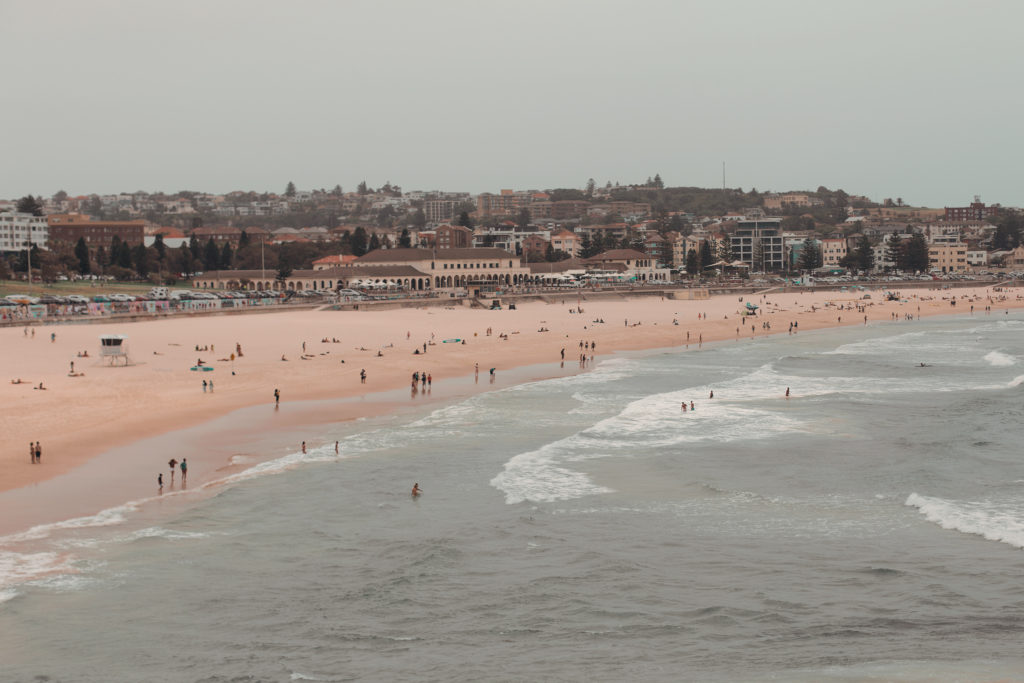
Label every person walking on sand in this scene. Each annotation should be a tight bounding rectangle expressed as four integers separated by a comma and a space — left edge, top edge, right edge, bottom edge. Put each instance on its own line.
301, 441, 306, 454
158, 473, 163, 490
30, 442, 35, 464
274, 388, 280, 405
360, 369, 366, 384
203, 379, 207, 393
180, 458, 187, 484
209, 380, 213, 392
35, 442, 41, 463
169, 458, 178, 482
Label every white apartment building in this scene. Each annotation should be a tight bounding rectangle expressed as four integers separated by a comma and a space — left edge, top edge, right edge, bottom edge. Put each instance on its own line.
0, 212, 49, 252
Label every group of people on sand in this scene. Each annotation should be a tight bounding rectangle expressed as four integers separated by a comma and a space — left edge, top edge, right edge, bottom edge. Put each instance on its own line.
159, 457, 187, 489
28, 441, 42, 463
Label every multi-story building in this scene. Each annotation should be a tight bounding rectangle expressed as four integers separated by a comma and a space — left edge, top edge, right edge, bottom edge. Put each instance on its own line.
0, 212, 50, 251
47, 213, 145, 247
763, 193, 823, 211
928, 242, 969, 273
424, 199, 459, 223
730, 219, 785, 271
521, 234, 549, 260
944, 196, 1001, 222
820, 237, 848, 267
435, 224, 473, 249
644, 233, 670, 266
550, 230, 581, 257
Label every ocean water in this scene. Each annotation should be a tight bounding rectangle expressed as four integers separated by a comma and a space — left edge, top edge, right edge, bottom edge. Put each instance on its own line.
4, 312, 1024, 682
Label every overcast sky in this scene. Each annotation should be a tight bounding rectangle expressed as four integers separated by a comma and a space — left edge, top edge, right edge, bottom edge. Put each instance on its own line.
3, 0, 1022, 207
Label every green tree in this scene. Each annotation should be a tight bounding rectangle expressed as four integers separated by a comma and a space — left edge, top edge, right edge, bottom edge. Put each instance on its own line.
276, 256, 292, 281
517, 208, 531, 229
238, 230, 251, 249
992, 214, 1021, 250
457, 211, 474, 229
175, 244, 193, 276
652, 173, 664, 189
16, 195, 44, 216
154, 233, 166, 262
699, 240, 713, 271
369, 233, 381, 252
132, 243, 150, 277
906, 233, 930, 272
797, 240, 823, 271
74, 237, 91, 274
717, 237, 734, 264
585, 178, 596, 196
203, 238, 220, 270
357, 180, 368, 195
685, 249, 700, 276
579, 234, 598, 258
189, 234, 201, 260
399, 228, 412, 248
886, 233, 906, 271
285, 181, 296, 197
854, 235, 874, 272
350, 227, 369, 256
52, 189, 68, 203
220, 241, 233, 269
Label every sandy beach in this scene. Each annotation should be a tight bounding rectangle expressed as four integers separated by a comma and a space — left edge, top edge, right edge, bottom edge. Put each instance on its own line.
2, 284, 1021, 532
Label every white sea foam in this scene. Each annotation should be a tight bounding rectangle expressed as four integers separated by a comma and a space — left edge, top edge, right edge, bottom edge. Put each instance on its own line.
906, 493, 1024, 550
984, 350, 1016, 366
128, 527, 212, 541
0, 550, 77, 589
1, 501, 141, 545
0, 588, 16, 604
1008, 375, 1024, 387
490, 440, 614, 505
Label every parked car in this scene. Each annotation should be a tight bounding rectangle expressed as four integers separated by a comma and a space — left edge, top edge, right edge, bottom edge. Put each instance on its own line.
66, 295, 90, 304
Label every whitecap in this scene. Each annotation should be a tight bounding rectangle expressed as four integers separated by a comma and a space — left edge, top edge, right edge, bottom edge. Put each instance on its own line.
906, 493, 1024, 550
984, 350, 1015, 367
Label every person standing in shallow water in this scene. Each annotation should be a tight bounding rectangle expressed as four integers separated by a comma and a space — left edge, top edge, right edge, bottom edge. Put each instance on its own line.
168, 458, 177, 482
180, 458, 188, 484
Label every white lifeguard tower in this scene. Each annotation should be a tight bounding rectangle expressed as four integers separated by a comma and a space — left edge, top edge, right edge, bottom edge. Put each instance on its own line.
99, 334, 130, 366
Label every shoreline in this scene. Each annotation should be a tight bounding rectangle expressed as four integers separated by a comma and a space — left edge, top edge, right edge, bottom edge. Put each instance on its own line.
1, 285, 1022, 538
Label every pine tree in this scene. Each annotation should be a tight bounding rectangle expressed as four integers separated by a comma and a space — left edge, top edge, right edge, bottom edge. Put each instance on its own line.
883, 234, 904, 271
855, 235, 874, 272
685, 249, 700, 275
285, 181, 296, 197
74, 237, 91, 274
798, 240, 823, 271
220, 241, 233, 269
906, 233, 930, 272
368, 233, 381, 251
399, 228, 412, 248
132, 244, 150, 276
699, 240, 713, 270
203, 238, 220, 270
154, 234, 166, 261
350, 227, 369, 256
